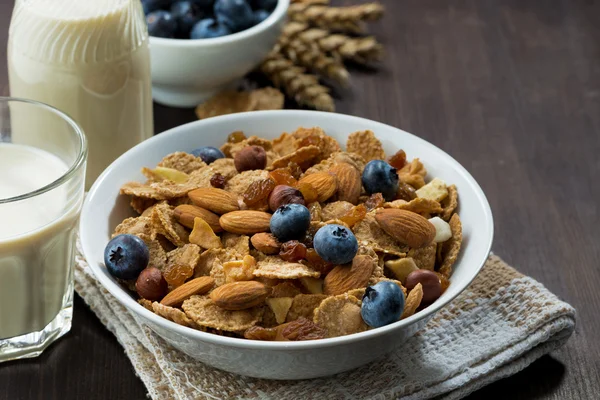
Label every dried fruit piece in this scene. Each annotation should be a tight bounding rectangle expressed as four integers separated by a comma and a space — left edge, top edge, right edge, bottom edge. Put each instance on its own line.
189, 217, 223, 249
388, 149, 407, 170
297, 172, 337, 202
416, 178, 448, 202
365, 193, 385, 211
163, 263, 194, 288
210, 281, 271, 310
280, 317, 327, 340
314, 293, 368, 337
339, 204, 367, 228
396, 181, 417, 201
375, 208, 436, 249
164, 244, 201, 286
243, 178, 276, 206
304, 248, 334, 274
250, 233, 281, 254
279, 240, 307, 262
210, 173, 226, 188
269, 168, 298, 186
151, 167, 190, 183
385, 257, 418, 283
323, 255, 376, 295
227, 131, 246, 143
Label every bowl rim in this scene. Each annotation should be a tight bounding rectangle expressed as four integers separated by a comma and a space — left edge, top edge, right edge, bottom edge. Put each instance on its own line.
149, 0, 290, 47
81, 110, 494, 350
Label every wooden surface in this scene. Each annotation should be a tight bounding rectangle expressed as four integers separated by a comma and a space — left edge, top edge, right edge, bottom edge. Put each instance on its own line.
1, 1, 599, 399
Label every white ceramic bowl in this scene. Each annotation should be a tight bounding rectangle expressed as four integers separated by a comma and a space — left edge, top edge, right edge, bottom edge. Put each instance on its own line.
80, 111, 493, 380
149, 0, 289, 108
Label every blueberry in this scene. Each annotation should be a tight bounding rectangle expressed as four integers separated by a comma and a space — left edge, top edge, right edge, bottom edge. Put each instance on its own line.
190, 146, 225, 163
214, 0, 254, 32
313, 224, 358, 265
361, 281, 405, 328
104, 234, 149, 280
249, 0, 277, 12
253, 9, 270, 25
141, 0, 172, 14
146, 10, 178, 38
171, 1, 206, 37
190, 0, 215, 9
361, 160, 399, 201
270, 204, 311, 242
190, 18, 231, 39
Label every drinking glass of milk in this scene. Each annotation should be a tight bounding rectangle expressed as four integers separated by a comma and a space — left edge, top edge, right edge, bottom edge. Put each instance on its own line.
0, 97, 86, 362
8, 0, 153, 189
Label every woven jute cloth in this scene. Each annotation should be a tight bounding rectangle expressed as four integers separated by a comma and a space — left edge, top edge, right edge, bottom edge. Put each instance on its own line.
74, 248, 576, 400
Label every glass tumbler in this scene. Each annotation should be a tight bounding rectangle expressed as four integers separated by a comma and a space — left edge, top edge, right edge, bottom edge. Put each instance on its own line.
0, 97, 87, 362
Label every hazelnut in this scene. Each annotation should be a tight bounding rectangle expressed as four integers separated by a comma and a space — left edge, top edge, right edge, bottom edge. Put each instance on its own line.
268, 185, 305, 211
404, 270, 442, 304
234, 145, 267, 172
135, 267, 168, 301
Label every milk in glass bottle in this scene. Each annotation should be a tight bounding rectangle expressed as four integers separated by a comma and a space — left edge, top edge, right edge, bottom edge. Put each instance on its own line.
8, 0, 154, 188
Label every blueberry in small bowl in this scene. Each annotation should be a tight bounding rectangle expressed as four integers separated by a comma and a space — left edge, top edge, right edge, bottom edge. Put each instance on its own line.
170, 1, 206, 38
146, 10, 178, 38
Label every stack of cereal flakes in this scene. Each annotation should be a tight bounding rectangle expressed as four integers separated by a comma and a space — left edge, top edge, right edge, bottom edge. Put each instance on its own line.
115, 127, 461, 341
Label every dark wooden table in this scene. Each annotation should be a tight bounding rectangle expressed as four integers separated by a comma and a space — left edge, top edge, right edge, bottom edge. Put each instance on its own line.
1, 1, 599, 399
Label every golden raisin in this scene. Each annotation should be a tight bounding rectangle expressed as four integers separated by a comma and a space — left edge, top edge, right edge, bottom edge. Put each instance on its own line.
243, 178, 276, 206
288, 162, 303, 179
396, 181, 417, 201
281, 317, 327, 340
210, 173, 226, 188
339, 204, 367, 228
163, 264, 194, 287
279, 240, 307, 262
244, 326, 278, 341
227, 130, 246, 143
305, 248, 334, 274
389, 149, 407, 169
365, 193, 385, 211
269, 168, 297, 186
436, 272, 451, 294
297, 182, 319, 203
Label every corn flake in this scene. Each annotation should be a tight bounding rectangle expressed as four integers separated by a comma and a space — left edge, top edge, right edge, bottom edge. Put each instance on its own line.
286, 294, 328, 322
152, 302, 200, 329
346, 130, 385, 162
272, 133, 299, 156
189, 217, 222, 249
113, 216, 153, 238
438, 214, 462, 277
254, 256, 320, 279
441, 184, 458, 221
157, 152, 206, 174
321, 201, 354, 221
269, 145, 320, 170
194, 248, 228, 277
195, 91, 256, 120
130, 196, 156, 215
408, 242, 437, 271
138, 233, 168, 271
224, 170, 270, 197
353, 211, 408, 257
250, 87, 285, 111
182, 295, 263, 331
166, 244, 201, 274
221, 232, 250, 256
314, 293, 369, 337
151, 202, 189, 246
387, 197, 443, 218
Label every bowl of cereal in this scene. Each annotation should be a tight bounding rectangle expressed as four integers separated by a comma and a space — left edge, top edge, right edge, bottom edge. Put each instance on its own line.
144, 0, 289, 107
80, 110, 493, 379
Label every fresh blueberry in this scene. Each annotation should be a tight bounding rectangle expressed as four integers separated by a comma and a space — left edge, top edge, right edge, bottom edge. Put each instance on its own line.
190, 0, 215, 9
249, 0, 277, 12
362, 159, 399, 201
104, 234, 149, 280
313, 224, 358, 265
190, 146, 225, 163
361, 281, 405, 328
270, 204, 311, 242
146, 10, 178, 38
190, 18, 231, 38
171, 1, 206, 37
214, 0, 254, 32
253, 9, 270, 25
141, 0, 172, 14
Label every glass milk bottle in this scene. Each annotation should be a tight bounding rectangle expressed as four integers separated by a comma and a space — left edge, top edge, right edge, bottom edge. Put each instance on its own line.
8, 0, 154, 189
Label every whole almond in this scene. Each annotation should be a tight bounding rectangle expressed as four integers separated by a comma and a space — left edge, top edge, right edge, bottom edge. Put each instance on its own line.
188, 188, 239, 215
220, 210, 272, 234
330, 163, 361, 204
160, 276, 215, 307
174, 204, 222, 232
323, 255, 376, 295
250, 232, 281, 254
297, 172, 337, 202
210, 281, 271, 310
375, 208, 436, 248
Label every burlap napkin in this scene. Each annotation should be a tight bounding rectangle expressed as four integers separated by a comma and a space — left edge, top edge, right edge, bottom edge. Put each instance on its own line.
74, 245, 576, 400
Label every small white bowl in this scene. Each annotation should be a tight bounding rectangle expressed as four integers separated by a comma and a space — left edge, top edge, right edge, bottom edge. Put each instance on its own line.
149, 0, 289, 108
80, 111, 493, 380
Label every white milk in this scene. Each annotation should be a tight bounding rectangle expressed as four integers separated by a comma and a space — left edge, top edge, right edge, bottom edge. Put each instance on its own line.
0, 144, 80, 339
8, 0, 153, 189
